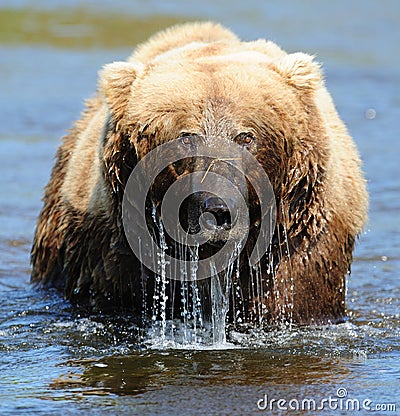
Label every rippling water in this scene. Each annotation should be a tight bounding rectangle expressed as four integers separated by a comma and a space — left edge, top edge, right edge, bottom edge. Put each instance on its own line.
0, 1, 399, 414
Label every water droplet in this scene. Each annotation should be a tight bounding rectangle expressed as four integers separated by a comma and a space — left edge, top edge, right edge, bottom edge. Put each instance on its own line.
93, 363, 108, 368
365, 108, 376, 119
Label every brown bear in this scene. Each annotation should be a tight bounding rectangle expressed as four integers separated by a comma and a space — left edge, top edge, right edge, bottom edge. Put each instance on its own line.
31, 22, 368, 326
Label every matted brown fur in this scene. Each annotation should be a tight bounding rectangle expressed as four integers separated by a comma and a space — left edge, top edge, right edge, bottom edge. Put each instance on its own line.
31, 22, 368, 325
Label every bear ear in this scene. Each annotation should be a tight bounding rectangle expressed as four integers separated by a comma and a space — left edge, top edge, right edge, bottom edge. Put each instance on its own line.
271, 52, 323, 90
98, 61, 144, 120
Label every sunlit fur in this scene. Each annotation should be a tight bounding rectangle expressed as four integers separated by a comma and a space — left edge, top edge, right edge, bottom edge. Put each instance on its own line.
31, 22, 368, 325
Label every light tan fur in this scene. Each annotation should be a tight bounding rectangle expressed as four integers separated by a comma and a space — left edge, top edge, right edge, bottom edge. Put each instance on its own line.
32, 22, 368, 324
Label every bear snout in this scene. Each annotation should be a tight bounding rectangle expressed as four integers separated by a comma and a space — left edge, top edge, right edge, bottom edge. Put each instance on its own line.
201, 196, 233, 231
186, 191, 247, 245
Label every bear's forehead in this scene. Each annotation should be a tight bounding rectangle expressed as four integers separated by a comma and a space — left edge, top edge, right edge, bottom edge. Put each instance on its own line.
152, 40, 273, 66
150, 42, 274, 75
131, 55, 291, 115
126, 42, 301, 132
198, 50, 273, 66
134, 49, 282, 101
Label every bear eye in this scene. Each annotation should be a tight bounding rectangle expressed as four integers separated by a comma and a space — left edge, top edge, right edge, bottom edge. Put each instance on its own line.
179, 133, 194, 145
237, 132, 255, 147
181, 136, 191, 145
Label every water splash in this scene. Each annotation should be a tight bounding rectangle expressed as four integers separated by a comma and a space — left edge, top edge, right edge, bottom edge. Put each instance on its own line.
148, 205, 169, 342
189, 245, 203, 342
139, 204, 297, 348
210, 263, 231, 345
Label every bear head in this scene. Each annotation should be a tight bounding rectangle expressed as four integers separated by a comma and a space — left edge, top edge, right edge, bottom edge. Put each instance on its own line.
98, 42, 327, 258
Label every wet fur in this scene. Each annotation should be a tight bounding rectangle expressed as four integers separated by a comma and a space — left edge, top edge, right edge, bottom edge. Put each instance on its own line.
31, 22, 368, 325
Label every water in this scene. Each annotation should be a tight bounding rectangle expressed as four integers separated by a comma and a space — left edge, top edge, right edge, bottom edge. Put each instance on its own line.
1, 1, 399, 414
210, 247, 236, 345
144, 214, 242, 347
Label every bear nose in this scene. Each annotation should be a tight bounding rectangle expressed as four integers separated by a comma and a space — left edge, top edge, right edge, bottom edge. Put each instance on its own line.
201, 197, 232, 230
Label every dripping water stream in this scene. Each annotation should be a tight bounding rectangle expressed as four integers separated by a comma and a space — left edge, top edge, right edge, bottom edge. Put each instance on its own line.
141, 207, 252, 347
140, 207, 299, 348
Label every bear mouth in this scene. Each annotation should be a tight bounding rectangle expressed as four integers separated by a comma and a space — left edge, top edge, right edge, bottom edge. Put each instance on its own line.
190, 215, 248, 248
197, 206, 233, 245
200, 226, 233, 246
